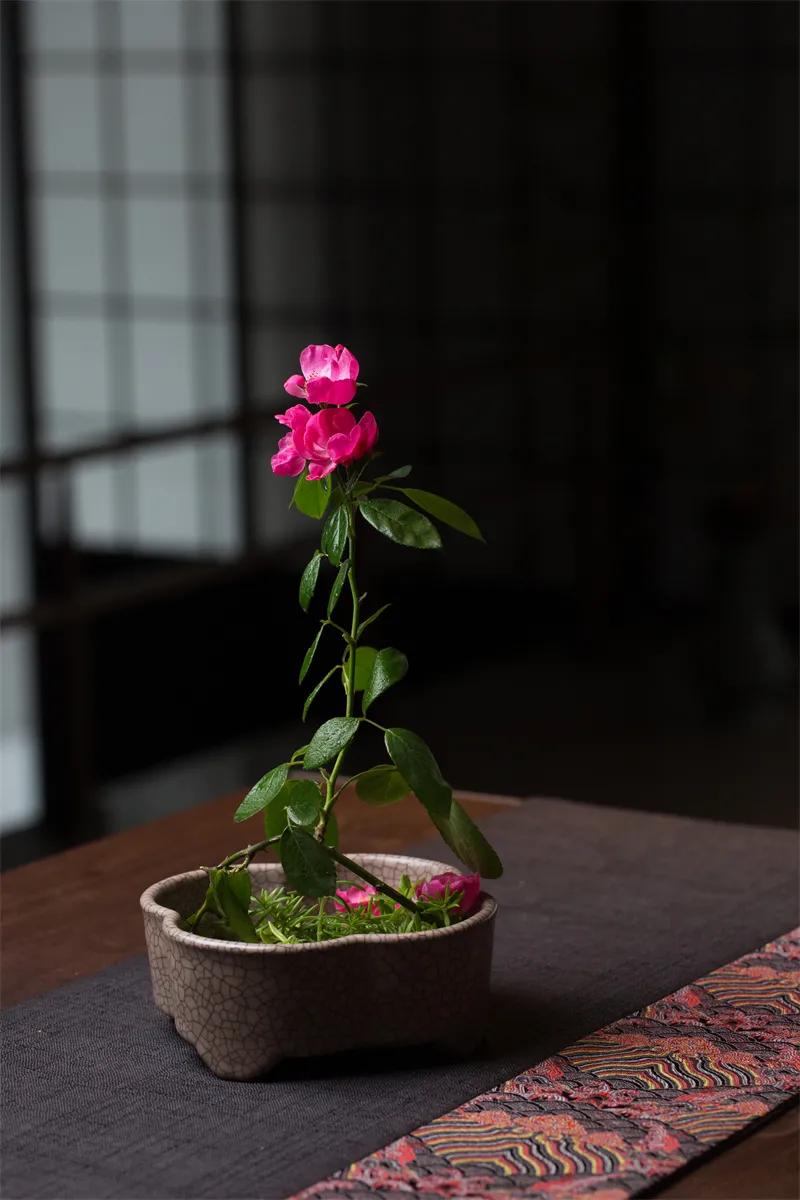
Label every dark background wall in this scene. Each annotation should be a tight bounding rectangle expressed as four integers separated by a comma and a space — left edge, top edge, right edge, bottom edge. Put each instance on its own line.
2, 0, 797, 865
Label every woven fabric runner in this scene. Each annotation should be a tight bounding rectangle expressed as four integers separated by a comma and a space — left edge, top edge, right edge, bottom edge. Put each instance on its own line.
3, 799, 797, 1200
294, 929, 800, 1200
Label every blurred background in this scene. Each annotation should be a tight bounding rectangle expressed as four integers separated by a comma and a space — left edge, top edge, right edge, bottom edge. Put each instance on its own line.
1, 0, 797, 869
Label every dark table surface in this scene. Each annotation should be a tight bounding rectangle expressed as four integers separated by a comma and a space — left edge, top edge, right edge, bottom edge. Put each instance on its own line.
2, 788, 797, 1199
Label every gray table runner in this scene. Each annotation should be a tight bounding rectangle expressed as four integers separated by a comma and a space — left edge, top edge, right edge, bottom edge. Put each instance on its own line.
3, 797, 797, 1200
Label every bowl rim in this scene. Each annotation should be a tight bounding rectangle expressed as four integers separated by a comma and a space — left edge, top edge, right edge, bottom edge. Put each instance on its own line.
141, 852, 498, 954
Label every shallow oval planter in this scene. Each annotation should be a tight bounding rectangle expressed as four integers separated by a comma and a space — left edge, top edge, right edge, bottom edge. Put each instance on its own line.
141, 852, 497, 1080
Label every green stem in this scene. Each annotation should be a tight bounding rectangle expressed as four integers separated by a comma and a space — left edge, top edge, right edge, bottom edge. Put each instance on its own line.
321, 490, 360, 831
326, 846, 440, 925
216, 836, 281, 871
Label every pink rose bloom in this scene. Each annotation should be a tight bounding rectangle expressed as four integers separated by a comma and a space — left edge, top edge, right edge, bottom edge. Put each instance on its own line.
284, 344, 359, 407
415, 872, 481, 915
333, 883, 381, 917
272, 404, 378, 480
270, 430, 307, 477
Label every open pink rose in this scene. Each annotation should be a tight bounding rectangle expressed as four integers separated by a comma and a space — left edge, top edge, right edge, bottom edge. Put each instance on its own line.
415, 872, 481, 915
270, 431, 307, 477
272, 404, 378, 480
284, 344, 359, 407
333, 883, 381, 917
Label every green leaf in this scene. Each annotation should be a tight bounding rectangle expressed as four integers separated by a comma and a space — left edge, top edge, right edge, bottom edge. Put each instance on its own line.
346, 645, 378, 692
323, 809, 339, 847
292, 472, 331, 519
263, 779, 298, 839
385, 727, 452, 817
299, 626, 324, 684
280, 826, 336, 897
234, 763, 289, 822
375, 464, 412, 483
430, 800, 503, 879
327, 557, 350, 618
356, 766, 410, 806
209, 869, 258, 942
226, 867, 252, 911
303, 666, 339, 721
304, 716, 361, 769
323, 505, 349, 566
359, 498, 441, 550
286, 779, 322, 826
394, 488, 484, 541
363, 647, 408, 713
357, 604, 391, 639
299, 552, 322, 612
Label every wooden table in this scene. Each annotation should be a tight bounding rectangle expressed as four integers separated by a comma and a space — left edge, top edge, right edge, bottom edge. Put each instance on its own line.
2, 789, 796, 1199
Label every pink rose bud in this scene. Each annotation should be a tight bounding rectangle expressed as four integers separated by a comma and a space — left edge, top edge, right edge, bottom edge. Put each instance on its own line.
415, 872, 481, 915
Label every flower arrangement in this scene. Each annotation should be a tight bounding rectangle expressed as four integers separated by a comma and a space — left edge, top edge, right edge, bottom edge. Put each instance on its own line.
186, 344, 502, 944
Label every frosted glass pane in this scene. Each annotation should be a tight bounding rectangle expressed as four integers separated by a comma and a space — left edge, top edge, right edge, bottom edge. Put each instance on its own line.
0, 726, 43, 834
192, 198, 230, 300
0, 482, 32, 611
188, 72, 227, 177
134, 444, 201, 552
36, 195, 105, 295
30, 75, 101, 173
131, 320, 194, 425
74, 460, 120, 544
197, 320, 234, 415
128, 197, 191, 299
27, 0, 98, 52
40, 315, 111, 419
197, 435, 241, 554
188, 0, 222, 51
123, 75, 186, 175
0, 631, 36, 734
119, 0, 184, 50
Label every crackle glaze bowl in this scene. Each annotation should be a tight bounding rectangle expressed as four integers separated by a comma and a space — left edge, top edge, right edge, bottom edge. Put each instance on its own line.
141, 853, 497, 1080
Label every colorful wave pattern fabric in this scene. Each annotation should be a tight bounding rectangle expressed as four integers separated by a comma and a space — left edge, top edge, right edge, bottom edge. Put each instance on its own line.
294, 929, 800, 1200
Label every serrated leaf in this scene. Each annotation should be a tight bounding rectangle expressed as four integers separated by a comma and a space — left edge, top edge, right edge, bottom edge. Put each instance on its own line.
292, 472, 331, 519
299, 626, 324, 684
234, 762, 289, 822
394, 488, 484, 541
363, 647, 408, 713
356, 766, 410, 806
359, 498, 441, 550
430, 800, 503, 879
385, 727, 452, 817
209, 869, 258, 942
327, 557, 350, 618
375, 464, 412, 483
299, 552, 322, 612
345, 645, 378, 692
304, 716, 361, 769
280, 826, 336, 897
357, 604, 391, 639
303, 666, 339, 721
323, 505, 349, 566
286, 779, 323, 826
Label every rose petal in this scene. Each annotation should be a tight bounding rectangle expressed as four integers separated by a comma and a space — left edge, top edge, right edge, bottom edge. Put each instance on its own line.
284, 374, 308, 399
306, 459, 337, 481
299, 344, 336, 381
275, 404, 312, 431
306, 376, 358, 407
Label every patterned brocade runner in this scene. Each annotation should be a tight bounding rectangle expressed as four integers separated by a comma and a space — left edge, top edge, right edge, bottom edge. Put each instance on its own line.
294, 929, 800, 1200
